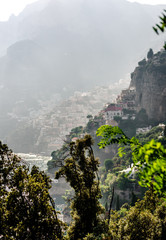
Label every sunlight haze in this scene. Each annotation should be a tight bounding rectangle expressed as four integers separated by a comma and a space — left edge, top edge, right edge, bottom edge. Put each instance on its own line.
128, 0, 166, 4
0, 0, 38, 21
0, 0, 166, 21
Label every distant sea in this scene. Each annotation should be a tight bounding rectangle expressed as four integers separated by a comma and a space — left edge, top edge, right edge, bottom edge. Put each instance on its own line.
17, 153, 51, 171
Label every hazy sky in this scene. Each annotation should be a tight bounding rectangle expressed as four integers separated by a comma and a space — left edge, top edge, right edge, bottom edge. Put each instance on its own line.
128, 0, 166, 4
0, 0, 165, 21
0, 0, 38, 21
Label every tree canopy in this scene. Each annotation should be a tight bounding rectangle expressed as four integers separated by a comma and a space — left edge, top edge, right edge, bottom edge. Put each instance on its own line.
97, 125, 166, 198
0, 141, 62, 239
55, 135, 107, 239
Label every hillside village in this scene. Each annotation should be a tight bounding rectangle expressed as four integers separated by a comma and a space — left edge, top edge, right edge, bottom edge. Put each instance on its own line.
65, 85, 155, 146
92, 87, 153, 136
39, 84, 154, 153
101, 87, 136, 123
35, 86, 124, 153
1, 1, 166, 238
6, 81, 130, 154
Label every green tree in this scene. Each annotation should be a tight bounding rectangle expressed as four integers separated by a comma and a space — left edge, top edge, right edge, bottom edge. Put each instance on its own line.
116, 172, 133, 191
131, 191, 137, 206
104, 158, 113, 172
87, 114, 93, 119
48, 144, 69, 171
110, 190, 166, 240
70, 126, 84, 138
51, 150, 58, 160
0, 141, 62, 240
96, 125, 166, 198
55, 135, 107, 240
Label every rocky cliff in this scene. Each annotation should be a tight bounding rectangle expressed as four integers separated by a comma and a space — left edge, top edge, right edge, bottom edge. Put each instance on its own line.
130, 49, 166, 123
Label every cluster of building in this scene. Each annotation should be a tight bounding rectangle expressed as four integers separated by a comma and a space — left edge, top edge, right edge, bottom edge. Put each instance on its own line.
29, 86, 120, 154
10, 83, 159, 155
101, 87, 136, 125
100, 87, 162, 136
32, 99, 93, 153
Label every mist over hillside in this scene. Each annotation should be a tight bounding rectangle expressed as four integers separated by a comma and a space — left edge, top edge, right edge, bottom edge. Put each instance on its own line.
0, 0, 165, 152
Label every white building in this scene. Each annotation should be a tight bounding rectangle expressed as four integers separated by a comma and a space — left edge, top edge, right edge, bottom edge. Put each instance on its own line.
103, 104, 123, 121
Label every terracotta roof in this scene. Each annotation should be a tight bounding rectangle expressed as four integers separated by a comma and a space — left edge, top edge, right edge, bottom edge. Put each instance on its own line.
104, 106, 122, 112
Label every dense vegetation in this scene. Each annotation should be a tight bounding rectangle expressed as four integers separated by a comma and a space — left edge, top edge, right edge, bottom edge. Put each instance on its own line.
1, 123, 166, 239
0, 141, 62, 239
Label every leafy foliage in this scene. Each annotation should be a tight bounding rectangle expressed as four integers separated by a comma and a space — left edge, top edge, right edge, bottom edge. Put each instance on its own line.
104, 159, 113, 172
153, 9, 166, 49
132, 139, 166, 197
70, 126, 84, 138
96, 125, 130, 149
0, 141, 62, 239
109, 190, 166, 240
116, 172, 134, 191
97, 125, 166, 198
55, 135, 107, 239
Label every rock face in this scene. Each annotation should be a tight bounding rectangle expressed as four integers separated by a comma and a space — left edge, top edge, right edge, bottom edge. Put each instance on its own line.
130, 50, 166, 122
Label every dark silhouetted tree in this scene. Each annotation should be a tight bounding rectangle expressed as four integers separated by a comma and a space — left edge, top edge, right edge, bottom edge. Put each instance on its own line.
55, 135, 107, 240
0, 141, 63, 240
104, 158, 113, 172
131, 191, 137, 206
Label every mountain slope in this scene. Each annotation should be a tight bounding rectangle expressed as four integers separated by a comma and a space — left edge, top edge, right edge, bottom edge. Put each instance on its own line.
0, 0, 165, 94
0, 0, 166, 151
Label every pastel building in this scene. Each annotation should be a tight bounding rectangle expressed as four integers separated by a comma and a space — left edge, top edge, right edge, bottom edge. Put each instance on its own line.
103, 104, 123, 121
